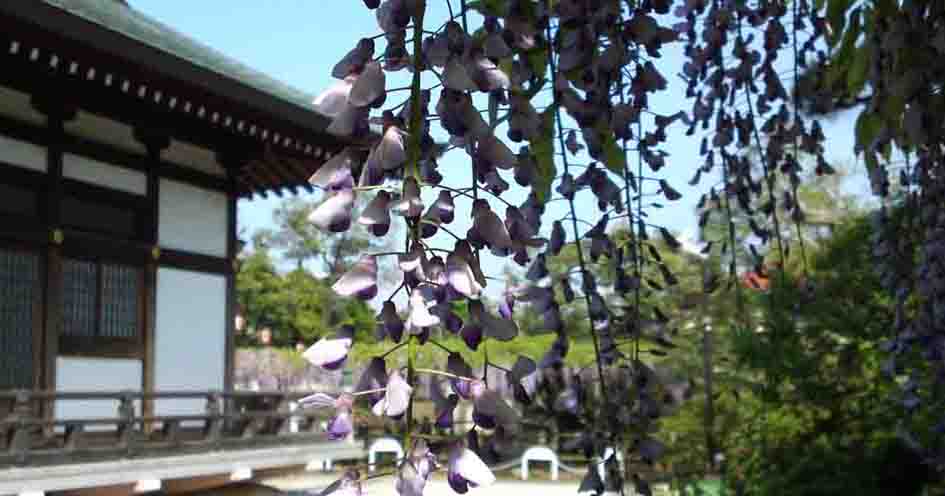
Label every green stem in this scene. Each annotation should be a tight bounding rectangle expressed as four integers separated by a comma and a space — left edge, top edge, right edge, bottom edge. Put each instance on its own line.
402, 0, 426, 455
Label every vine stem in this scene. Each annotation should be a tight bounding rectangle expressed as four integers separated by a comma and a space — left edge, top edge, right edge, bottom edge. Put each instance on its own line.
403, 0, 427, 455
544, 22, 615, 458
352, 387, 387, 397
414, 368, 476, 382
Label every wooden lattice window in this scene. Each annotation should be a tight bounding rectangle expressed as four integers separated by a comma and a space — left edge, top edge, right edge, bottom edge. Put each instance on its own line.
0, 246, 40, 389
60, 257, 143, 358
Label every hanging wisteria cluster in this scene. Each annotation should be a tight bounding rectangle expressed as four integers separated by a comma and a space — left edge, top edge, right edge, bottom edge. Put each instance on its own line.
279, 0, 945, 492
294, 0, 704, 494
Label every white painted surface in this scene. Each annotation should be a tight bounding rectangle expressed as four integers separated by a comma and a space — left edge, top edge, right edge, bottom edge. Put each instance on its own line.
55, 358, 142, 420
163, 139, 226, 177
0, 134, 46, 172
65, 111, 146, 154
154, 268, 226, 416
158, 179, 228, 257
368, 438, 404, 472
63, 153, 147, 195
521, 446, 559, 481
0, 85, 45, 126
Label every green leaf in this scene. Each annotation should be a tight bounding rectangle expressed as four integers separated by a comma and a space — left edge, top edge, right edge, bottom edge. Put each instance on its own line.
463, 0, 506, 16
854, 111, 882, 153
530, 107, 557, 204
846, 45, 869, 95
596, 121, 627, 175
827, 0, 853, 47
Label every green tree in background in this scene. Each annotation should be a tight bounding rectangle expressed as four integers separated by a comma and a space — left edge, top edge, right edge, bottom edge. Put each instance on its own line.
236, 200, 380, 347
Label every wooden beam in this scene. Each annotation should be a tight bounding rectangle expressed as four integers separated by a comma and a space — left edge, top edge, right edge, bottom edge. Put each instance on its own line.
243, 159, 284, 198
136, 128, 169, 433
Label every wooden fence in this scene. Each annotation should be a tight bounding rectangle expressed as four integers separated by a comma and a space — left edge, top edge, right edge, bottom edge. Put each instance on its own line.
0, 389, 339, 468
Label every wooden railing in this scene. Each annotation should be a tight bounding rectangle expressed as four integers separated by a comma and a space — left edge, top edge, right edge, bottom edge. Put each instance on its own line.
0, 389, 340, 468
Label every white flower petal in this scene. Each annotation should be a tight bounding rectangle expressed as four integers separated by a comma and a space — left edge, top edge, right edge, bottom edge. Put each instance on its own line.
456, 449, 496, 487
302, 337, 352, 368
349, 62, 386, 107
313, 76, 355, 117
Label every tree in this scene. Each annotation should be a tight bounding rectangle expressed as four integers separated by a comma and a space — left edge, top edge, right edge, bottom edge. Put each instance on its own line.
236, 233, 376, 346
262, 197, 395, 277
725, 214, 936, 495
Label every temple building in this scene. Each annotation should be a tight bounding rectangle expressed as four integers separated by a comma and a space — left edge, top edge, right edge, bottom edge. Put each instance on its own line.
0, 1, 362, 494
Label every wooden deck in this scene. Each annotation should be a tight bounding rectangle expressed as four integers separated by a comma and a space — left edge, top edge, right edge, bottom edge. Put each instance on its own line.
0, 389, 364, 494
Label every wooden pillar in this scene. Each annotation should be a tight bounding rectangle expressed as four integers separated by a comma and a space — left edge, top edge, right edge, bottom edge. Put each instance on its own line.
31, 97, 75, 411
134, 128, 170, 425
218, 152, 244, 393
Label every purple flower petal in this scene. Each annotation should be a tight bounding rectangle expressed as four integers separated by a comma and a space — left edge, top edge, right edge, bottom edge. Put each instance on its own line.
349, 61, 386, 108
310, 189, 356, 233
358, 191, 392, 236
327, 410, 353, 440
332, 255, 378, 300
379, 301, 404, 343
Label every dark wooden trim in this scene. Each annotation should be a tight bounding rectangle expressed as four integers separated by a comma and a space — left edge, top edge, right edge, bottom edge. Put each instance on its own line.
60, 230, 151, 266
63, 132, 229, 193
41, 107, 65, 406
0, 112, 47, 147
43, 247, 61, 397
159, 249, 231, 276
224, 185, 238, 393
140, 133, 165, 426
58, 336, 143, 360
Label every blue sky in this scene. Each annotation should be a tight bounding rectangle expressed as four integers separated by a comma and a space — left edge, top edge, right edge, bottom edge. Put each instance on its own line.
132, 1, 870, 296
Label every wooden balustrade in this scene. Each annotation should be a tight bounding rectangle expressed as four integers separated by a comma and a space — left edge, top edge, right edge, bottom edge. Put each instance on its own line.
0, 389, 339, 468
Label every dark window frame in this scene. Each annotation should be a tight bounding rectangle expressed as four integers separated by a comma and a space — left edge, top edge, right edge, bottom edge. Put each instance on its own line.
58, 254, 146, 359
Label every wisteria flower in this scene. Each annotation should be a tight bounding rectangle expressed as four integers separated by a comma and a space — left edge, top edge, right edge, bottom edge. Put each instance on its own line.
372, 369, 413, 418
395, 440, 436, 496
393, 177, 424, 218
332, 255, 378, 300
377, 301, 404, 343
313, 75, 356, 117
303, 327, 354, 370
331, 37, 375, 78
471, 381, 520, 429
430, 378, 459, 429
446, 245, 484, 298
447, 441, 496, 493
358, 191, 392, 236
356, 357, 388, 407
310, 189, 356, 232
348, 61, 386, 108
309, 149, 358, 191
298, 392, 354, 440
319, 469, 363, 496
406, 287, 440, 330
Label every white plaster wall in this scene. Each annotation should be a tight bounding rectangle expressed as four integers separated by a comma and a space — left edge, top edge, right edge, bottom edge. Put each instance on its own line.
65, 111, 146, 154
55, 357, 142, 420
63, 153, 147, 195
0, 86, 45, 126
158, 179, 228, 257
0, 134, 46, 172
164, 140, 226, 177
154, 268, 226, 416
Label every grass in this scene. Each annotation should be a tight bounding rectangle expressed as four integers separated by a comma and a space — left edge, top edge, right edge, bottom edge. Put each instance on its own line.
349, 333, 603, 370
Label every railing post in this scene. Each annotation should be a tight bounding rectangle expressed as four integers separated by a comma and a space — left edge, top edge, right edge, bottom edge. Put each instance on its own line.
4, 391, 36, 465
116, 392, 136, 455
274, 396, 292, 435
204, 391, 223, 445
